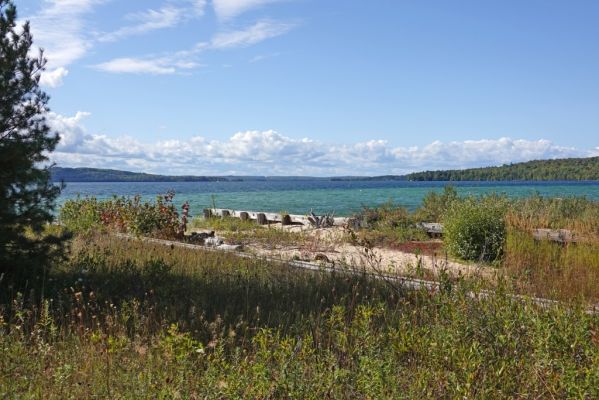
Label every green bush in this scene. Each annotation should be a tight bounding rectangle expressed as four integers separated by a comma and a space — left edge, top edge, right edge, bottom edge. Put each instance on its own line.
353, 202, 429, 246
443, 195, 509, 262
59, 192, 183, 238
414, 185, 458, 222
59, 196, 103, 232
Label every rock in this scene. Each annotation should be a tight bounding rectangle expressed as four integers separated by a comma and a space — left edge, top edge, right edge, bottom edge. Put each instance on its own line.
217, 244, 243, 251
314, 253, 330, 263
188, 230, 215, 244
204, 236, 224, 247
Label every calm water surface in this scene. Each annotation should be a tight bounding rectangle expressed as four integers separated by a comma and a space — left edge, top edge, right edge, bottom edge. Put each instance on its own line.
58, 180, 599, 216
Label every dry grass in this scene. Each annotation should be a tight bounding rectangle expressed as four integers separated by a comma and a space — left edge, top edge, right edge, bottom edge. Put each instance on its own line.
1, 233, 598, 398
503, 196, 599, 303
190, 216, 310, 248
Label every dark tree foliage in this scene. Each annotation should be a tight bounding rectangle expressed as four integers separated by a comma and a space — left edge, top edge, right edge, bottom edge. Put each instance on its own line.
404, 157, 599, 181
0, 0, 64, 280
49, 167, 230, 182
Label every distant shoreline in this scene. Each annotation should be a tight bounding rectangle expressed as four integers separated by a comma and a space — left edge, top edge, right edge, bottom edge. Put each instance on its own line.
51, 156, 599, 183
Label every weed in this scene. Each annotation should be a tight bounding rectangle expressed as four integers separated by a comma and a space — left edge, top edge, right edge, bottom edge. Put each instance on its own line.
1, 234, 598, 398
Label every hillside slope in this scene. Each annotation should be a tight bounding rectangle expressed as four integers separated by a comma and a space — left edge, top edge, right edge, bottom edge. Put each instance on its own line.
50, 167, 231, 182
403, 157, 599, 181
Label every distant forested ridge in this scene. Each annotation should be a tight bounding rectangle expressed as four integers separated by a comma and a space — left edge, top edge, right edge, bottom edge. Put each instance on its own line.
403, 157, 599, 181
50, 167, 235, 182
51, 156, 599, 182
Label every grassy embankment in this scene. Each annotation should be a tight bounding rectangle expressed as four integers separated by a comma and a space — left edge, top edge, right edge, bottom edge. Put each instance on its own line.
2, 191, 599, 398
191, 190, 599, 303
504, 196, 599, 302
2, 234, 598, 398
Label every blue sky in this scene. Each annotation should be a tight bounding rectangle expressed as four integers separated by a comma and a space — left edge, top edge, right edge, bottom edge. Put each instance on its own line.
19, 0, 599, 175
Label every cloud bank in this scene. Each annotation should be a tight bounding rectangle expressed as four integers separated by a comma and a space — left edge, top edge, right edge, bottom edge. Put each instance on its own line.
47, 112, 599, 176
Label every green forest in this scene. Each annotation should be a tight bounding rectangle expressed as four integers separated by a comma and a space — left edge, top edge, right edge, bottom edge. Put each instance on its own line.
50, 167, 233, 182
403, 156, 599, 181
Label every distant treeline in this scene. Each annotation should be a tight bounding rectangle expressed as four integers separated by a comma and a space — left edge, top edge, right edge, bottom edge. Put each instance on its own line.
52, 156, 599, 182
50, 167, 236, 182
403, 157, 599, 181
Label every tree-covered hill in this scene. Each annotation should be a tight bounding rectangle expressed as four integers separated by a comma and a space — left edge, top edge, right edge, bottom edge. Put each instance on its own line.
50, 167, 233, 182
403, 157, 599, 181
51, 156, 599, 182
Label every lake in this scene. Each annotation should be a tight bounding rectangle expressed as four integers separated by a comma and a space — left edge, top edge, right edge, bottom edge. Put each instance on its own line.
57, 180, 599, 217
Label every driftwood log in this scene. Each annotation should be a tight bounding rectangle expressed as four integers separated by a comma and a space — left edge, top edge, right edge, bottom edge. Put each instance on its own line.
532, 228, 576, 244
208, 208, 349, 226
256, 213, 268, 225
281, 214, 292, 225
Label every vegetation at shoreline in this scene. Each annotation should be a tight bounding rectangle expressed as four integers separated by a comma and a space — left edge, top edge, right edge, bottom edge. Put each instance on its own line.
3, 1, 598, 397
190, 216, 308, 248
504, 196, 599, 302
350, 203, 429, 248
59, 192, 186, 239
58, 188, 599, 302
443, 195, 508, 263
347, 189, 599, 302
1, 188, 598, 397
2, 234, 598, 398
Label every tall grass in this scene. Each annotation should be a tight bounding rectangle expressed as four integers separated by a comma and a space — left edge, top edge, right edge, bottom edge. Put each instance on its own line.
505, 230, 599, 302
190, 216, 309, 248
1, 234, 598, 398
58, 192, 599, 303
506, 194, 599, 238
354, 192, 599, 302
352, 202, 429, 247
504, 195, 599, 302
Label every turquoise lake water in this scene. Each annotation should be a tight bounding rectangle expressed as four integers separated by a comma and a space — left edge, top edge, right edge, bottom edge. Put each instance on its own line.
57, 180, 599, 217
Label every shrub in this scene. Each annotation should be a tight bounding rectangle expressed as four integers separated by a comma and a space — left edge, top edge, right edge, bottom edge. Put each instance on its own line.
443, 195, 509, 262
414, 185, 458, 222
353, 202, 428, 246
59, 196, 103, 233
59, 192, 185, 238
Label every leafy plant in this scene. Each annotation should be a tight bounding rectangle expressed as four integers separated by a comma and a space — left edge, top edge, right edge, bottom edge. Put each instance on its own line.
352, 202, 429, 246
59, 192, 185, 239
443, 195, 509, 262
414, 185, 458, 222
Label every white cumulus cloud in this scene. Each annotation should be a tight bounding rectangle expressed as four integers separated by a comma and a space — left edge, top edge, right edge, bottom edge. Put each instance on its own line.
47, 112, 599, 176
39, 67, 69, 87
